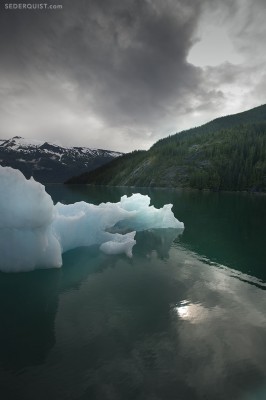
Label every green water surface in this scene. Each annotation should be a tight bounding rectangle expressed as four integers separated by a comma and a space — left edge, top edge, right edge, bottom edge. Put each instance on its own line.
0, 185, 266, 400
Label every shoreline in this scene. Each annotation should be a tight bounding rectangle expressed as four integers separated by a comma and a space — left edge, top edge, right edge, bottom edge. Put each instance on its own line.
62, 183, 266, 196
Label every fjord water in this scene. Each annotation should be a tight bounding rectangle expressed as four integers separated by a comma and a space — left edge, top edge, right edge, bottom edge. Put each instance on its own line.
1, 186, 266, 400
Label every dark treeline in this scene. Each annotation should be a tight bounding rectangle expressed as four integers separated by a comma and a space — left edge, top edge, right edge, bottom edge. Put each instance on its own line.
66, 104, 266, 192
151, 123, 266, 191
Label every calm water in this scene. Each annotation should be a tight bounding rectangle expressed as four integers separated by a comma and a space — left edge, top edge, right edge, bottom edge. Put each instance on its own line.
0, 185, 266, 400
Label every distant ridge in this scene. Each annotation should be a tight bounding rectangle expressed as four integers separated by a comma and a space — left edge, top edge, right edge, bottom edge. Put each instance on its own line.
0, 136, 123, 183
66, 104, 266, 192
153, 103, 266, 148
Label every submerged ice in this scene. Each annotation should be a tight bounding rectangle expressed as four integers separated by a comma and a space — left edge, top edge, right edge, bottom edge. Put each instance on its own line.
0, 166, 184, 272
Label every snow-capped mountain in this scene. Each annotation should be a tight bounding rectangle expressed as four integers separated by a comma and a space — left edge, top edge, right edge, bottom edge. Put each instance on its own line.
0, 136, 123, 183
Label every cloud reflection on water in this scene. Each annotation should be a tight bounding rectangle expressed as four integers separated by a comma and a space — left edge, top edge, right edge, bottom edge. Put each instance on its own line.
1, 226, 266, 400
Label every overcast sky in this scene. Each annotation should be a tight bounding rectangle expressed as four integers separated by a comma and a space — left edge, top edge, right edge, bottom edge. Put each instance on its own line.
0, 0, 266, 152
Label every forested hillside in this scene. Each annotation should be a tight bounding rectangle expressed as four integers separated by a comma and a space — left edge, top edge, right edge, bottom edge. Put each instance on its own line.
66, 104, 266, 191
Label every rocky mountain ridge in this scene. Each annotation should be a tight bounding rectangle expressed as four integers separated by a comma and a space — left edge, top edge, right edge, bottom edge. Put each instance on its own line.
0, 136, 123, 183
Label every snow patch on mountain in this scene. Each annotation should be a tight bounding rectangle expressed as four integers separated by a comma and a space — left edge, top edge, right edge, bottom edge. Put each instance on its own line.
0, 136, 123, 183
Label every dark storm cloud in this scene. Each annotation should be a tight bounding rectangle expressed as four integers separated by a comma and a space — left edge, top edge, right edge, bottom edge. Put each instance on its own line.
0, 0, 265, 150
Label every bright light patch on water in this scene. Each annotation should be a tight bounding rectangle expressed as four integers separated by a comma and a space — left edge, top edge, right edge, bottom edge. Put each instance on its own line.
174, 300, 210, 323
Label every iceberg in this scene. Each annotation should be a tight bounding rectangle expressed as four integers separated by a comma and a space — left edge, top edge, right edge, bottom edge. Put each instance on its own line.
0, 166, 184, 272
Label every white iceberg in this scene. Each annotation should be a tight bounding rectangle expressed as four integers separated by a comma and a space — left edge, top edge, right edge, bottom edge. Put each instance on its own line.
0, 166, 184, 272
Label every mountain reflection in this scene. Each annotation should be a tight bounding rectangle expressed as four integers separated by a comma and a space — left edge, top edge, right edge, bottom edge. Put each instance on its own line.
0, 226, 180, 373
1, 186, 266, 400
